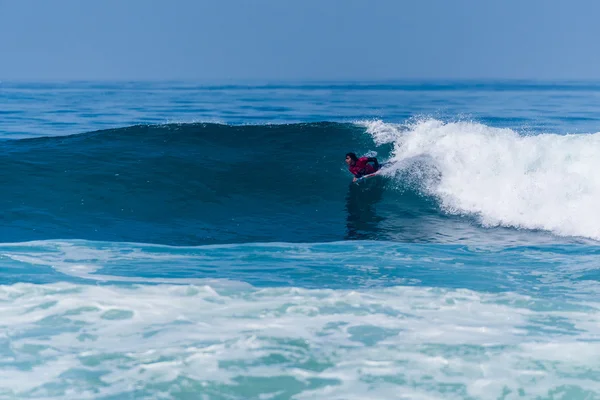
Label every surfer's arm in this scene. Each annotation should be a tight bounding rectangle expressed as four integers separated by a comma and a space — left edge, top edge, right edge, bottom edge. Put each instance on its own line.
354, 171, 380, 183
367, 157, 379, 170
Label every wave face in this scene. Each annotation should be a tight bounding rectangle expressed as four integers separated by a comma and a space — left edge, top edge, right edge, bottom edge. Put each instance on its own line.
1, 122, 396, 245
1, 120, 598, 245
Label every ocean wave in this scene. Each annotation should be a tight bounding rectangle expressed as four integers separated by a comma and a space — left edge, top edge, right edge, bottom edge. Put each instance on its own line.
1, 120, 598, 244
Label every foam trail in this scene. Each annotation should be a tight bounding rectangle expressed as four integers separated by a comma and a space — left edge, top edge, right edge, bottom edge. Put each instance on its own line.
2, 282, 600, 399
361, 119, 600, 241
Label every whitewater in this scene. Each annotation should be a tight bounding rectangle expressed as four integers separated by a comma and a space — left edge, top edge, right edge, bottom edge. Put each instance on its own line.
363, 119, 600, 241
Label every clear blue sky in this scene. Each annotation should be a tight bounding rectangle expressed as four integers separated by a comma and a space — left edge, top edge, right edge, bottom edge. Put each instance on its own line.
1, 0, 599, 81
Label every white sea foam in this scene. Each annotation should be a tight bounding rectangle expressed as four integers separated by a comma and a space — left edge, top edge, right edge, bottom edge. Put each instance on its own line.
0, 283, 599, 399
360, 119, 600, 241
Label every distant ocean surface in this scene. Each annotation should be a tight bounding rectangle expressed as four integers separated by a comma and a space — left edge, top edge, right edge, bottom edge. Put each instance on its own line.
1, 81, 600, 399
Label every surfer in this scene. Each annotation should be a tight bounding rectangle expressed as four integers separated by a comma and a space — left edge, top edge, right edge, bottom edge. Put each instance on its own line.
345, 152, 380, 182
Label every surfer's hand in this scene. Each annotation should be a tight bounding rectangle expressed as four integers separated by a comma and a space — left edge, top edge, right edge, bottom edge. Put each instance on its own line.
353, 177, 357, 182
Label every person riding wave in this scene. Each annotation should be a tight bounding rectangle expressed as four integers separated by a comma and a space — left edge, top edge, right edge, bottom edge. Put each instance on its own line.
345, 152, 380, 182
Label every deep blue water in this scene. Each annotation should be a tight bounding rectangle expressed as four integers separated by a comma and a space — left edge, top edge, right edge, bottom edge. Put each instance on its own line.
1, 81, 600, 399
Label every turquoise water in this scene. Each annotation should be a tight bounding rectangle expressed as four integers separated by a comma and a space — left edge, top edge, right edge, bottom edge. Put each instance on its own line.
1, 81, 600, 399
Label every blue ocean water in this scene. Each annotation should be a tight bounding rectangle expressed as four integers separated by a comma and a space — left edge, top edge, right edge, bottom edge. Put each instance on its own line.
1, 81, 600, 399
